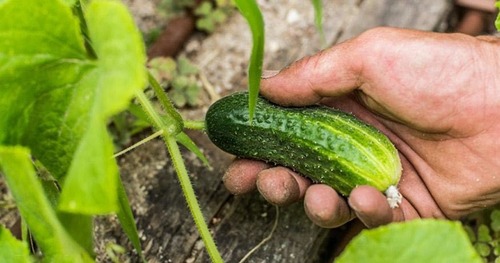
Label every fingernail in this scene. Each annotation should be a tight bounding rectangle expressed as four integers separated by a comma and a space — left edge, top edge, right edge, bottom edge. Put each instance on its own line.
261, 70, 280, 79
347, 196, 359, 211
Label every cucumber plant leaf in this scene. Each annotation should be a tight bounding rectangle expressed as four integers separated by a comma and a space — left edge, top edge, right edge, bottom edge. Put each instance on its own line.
233, 0, 264, 122
57, 213, 94, 255
0, 146, 93, 262
0, 0, 146, 214
34, 161, 95, 255
336, 219, 482, 263
0, 225, 32, 263
116, 175, 145, 260
59, 0, 147, 214
176, 132, 210, 167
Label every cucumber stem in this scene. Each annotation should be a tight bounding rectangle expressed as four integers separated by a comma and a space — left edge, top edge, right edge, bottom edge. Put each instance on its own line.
184, 120, 206, 130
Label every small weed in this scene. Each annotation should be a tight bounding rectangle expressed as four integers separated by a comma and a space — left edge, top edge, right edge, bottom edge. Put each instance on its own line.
464, 208, 500, 262
158, 0, 234, 33
105, 242, 126, 263
148, 56, 202, 108
194, 1, 232, 33
111, 56, 203, 150
158, 0, 196, 19
109, 103, 152, 149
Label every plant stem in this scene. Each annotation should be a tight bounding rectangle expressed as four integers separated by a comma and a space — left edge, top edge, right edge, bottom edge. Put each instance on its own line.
135, 91, 181, 135
135, 88, 222, 262
148, 72, 183, 125
113, 130, 163, 158
184, 120, 205, 130
164, 136, 223, 263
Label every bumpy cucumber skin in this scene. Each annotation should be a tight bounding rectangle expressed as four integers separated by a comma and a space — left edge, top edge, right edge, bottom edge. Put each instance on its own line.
205, 92, 401, 196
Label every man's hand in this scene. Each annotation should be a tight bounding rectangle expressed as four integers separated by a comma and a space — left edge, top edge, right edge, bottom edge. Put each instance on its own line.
223, 27, 500, 228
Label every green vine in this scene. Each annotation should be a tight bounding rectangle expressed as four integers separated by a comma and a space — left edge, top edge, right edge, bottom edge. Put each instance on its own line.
136, 77, 221, 262
164, 135, 223, 262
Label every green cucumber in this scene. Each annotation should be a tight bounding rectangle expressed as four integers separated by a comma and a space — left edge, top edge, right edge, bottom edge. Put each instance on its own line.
205, 92, 402, 208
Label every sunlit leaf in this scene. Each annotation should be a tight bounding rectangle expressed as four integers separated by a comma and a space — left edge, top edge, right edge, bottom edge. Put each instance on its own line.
0, 146, 93, 262
58, 213, 94, 255
336, 220, 481, 263
58, 0, 147, 214
0, 0, 146, 256
0, 225, 32, 263
0, 0, 146, 214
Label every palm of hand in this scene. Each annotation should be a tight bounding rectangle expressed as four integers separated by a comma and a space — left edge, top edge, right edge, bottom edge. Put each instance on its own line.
334, 30, 500, 222
224, 28, 500, 228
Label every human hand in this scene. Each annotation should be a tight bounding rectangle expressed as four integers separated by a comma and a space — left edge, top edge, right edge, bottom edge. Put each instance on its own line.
223, 27, 500, 228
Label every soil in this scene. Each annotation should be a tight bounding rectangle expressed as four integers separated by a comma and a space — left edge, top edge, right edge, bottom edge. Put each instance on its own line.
3, 0, 494, 262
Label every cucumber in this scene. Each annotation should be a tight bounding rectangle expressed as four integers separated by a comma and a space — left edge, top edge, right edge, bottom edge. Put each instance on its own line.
205, 92, 402, 208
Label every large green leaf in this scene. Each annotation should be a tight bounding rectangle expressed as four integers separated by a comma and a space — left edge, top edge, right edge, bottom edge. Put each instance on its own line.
39, 169, 95, 255
336, 219, 482, 263
0, 225, 32, 263
0, 146, 93, 262
59, 0, 147, 214
0, 0, 146, 214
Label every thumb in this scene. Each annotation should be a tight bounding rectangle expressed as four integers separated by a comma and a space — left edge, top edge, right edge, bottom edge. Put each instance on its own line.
260, 40, 363, 106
